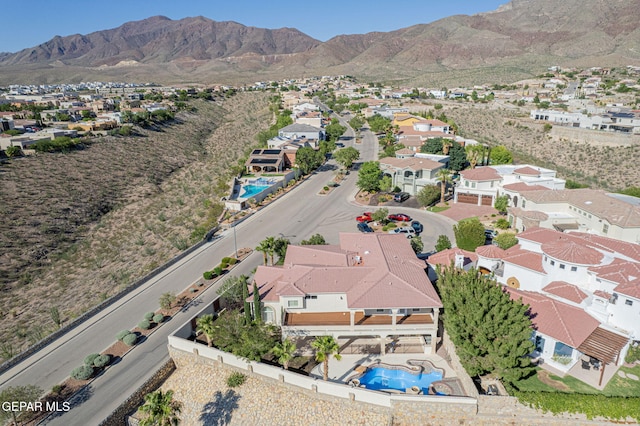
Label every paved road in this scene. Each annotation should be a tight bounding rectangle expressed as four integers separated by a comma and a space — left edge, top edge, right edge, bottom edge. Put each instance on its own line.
0, 111, 456, 425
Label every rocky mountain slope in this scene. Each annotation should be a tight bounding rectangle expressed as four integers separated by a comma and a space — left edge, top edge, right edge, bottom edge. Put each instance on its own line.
0, 0, 638, 85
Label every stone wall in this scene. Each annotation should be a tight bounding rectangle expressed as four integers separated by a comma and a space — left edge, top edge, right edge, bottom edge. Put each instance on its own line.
99, 359, 176, 426
549, 126, 640, 147
439, 331, 479, 398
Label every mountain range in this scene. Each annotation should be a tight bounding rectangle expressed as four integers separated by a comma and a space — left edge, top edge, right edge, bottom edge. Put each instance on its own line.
0, 0, 638, 86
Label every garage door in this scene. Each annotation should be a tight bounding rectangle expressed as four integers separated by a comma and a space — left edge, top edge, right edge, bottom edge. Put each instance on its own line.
481, 195, 493, 206
457, 193, 479, 204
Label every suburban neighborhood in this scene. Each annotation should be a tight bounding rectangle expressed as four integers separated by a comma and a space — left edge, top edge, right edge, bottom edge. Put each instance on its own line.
2, 52, 640, 426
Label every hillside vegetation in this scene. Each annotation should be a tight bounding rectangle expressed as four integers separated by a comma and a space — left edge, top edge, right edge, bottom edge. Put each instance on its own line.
0, 92, 271, 355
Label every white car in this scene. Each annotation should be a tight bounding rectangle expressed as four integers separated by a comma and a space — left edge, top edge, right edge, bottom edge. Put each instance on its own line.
388, 227, 416, 238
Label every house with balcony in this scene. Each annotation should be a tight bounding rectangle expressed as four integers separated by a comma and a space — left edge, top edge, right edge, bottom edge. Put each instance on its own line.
251, 233, 442, 355
431, 227, 638, 387
379, 152, 447, 196
508, 188, 640, 244
454, 165, 565, 207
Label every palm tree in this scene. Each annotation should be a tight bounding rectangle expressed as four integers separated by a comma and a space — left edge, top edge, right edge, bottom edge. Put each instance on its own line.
465, 145, 484, 169
271, 338, 297, 370
195, 314, 215, 347
139, 389, 182, 426
436, 168, 452, 204
263, 236, 277, 265
256, 237, 274, 266
442, 139, 454, 155
311, 335, 342, 381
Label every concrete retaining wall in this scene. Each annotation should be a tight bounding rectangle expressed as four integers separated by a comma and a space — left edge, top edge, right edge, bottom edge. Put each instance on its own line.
550, 126, 640, 147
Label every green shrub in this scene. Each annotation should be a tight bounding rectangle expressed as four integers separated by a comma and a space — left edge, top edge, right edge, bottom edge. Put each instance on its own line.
144, 312, 155, 321
203, 271, 214, 280
626, 344, 640, 364
122, 333, 137, 346
84, 353, 100, 366
226, 372, 247, 388
93, 354, 111, 368
213, 266, 223, 276
382, 223, 397, 232
116, 330, 131, 341
220, 261, 229, 269
495, 218, 511, 229
153, 313, 165, 323
51, 384, 63, 394
222, 257, 237, 265
71, 365, 94, 381
323, 186, 330, 191
513, 391, 640, 422
138, 319, 151, 330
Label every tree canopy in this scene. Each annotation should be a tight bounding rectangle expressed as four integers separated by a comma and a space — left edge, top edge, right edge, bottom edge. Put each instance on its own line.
295, 146, 324, 175
494, 232, 519, 250
453, 217, 486, 251
435, 266, 535, 384
301, 234, 327, 245
490, 145, 513, 165
366, 115, 392, 133
333, 146, 360, 169
416, 184, 440, 207
356, 161, 382, 193
210, 310, 279, 361
325, 119, 347, 142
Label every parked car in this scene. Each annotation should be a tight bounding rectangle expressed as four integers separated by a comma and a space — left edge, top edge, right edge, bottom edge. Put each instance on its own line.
388, 213, 412, 222
485, 229, 498, 239
411, 221, 423, 234
357, 222, 374, 233
388, 227, 416, 238
393, 192, 410, 202
356, 212, 373, 222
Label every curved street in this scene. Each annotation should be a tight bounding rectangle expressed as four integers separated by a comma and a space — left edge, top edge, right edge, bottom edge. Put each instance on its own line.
0, 111, 456, 425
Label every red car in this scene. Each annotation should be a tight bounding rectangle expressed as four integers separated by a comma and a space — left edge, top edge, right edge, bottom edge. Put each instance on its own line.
356, 212, 373, 222
388, 213, 412, 222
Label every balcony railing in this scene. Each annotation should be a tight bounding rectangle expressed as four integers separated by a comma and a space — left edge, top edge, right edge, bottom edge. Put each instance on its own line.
284, 311, 434, 327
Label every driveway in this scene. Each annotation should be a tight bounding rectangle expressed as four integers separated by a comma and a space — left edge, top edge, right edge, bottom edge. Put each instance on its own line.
436, 203, 498, 222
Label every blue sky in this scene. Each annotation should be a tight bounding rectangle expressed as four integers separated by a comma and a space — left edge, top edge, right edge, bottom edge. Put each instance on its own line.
3, 0, 508, 53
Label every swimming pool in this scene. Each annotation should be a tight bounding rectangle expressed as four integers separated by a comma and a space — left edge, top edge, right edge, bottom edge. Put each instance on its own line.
357, 366, 443, 393
240, 184, 270, 198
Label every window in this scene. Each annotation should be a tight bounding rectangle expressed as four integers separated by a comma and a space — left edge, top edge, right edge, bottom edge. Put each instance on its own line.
490, 181, 494, 188
550, 260, 555, 266
544, 256, 547, 261
535, 335, 546, 353
304, 295, 318, 300
262, 306, 275, 323
571, 266, 577, 272
522, 200, 526, 208
560, 264, 566, 269
287, 299, 299, 308
603, 224, 609, 234
471, 182, 476, 188
626, 299, 634, 306
554, 341, 573, 358
465, 181, 469, 187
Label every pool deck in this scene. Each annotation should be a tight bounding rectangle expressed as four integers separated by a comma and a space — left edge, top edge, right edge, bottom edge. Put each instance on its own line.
310, 353, 458, 385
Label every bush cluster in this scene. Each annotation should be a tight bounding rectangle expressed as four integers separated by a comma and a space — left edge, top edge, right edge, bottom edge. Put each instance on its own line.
153, 313, 165, 323
71, 365, 94, 381
138, 319, 151, 330
84, 353, 100, 366
144, 312, 155, 321
116, 330, 131, 341
122, 333, 138, 346
93, 354, 111, 368
226, 372, 247, 388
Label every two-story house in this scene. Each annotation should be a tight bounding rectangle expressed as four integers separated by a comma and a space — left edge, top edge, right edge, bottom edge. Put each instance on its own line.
252, 233, 442, 355
508, 188, 640, 244
431, 227, 637, 387
379, 152, 447, 196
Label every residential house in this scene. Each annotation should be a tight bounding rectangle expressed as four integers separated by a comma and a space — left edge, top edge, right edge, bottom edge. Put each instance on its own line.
508, 188, 640, 244
252, 233, 442, 354
278, 123, 325, 141
245, 149, 286, 174
379, 152, 447, 196
454, 165, 565, 207
430, 227, 637, 386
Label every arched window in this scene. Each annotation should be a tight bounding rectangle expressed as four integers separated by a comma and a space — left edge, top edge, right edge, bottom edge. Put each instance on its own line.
262, 306, 275, 324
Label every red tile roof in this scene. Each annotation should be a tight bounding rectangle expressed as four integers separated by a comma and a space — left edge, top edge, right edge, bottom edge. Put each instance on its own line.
427, 248, 478, 268
508, 288, 599, 348
588, 259, 640, 299
460, 167, 501, 181
543, 281, 588, 304
475, 245, 506, 259
513, 166, 542, 176
502, 182, 551, 192
502, 247, 546, 273
379, 156, 443, 171
541, 240, 604, 265
253, 233, 442, 309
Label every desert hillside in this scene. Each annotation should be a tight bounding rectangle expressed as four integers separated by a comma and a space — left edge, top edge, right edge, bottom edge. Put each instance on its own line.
0, 92, 271, 355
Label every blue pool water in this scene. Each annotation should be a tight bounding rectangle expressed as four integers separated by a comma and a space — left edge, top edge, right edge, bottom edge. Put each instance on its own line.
358, 367, 443, 393
240, 184, 269, 198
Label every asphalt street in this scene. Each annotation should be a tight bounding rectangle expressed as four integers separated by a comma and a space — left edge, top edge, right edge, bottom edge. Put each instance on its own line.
0, 110, 456, 425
